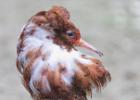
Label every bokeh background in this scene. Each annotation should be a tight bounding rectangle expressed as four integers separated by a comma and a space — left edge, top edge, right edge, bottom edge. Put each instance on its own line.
0, 0, 140, 100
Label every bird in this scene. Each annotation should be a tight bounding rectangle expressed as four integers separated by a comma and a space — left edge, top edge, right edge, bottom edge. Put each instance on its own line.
16, 6, 111, 100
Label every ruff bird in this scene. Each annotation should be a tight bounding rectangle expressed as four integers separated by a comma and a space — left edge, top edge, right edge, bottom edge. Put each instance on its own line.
16, 6, 111, 100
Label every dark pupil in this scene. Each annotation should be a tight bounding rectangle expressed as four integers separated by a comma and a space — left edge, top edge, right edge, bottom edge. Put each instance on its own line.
67, 31, 74, 37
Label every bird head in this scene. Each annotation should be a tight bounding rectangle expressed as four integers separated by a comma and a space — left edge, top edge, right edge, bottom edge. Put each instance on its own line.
31, 6, 103, 56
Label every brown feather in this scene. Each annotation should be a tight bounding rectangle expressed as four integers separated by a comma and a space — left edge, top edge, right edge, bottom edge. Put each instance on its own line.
76, 58, 111, 91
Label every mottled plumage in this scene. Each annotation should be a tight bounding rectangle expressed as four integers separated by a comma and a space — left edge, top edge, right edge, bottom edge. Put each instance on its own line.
16, 6, 111, 100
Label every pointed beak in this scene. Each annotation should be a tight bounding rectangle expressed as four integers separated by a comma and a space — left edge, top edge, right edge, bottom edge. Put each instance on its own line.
76, 39, 103, 57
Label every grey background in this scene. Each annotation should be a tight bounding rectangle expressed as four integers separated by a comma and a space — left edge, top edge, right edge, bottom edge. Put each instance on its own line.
0, 0, 140, 100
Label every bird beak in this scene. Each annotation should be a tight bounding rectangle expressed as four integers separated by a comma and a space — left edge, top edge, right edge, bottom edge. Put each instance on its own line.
76, 39, 103, 57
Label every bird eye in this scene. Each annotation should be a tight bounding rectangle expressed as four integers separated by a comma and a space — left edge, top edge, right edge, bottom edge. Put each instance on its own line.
66, 30, 75, 37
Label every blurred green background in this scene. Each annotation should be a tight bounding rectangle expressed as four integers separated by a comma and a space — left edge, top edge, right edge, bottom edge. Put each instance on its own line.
0, 0, 140, 100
